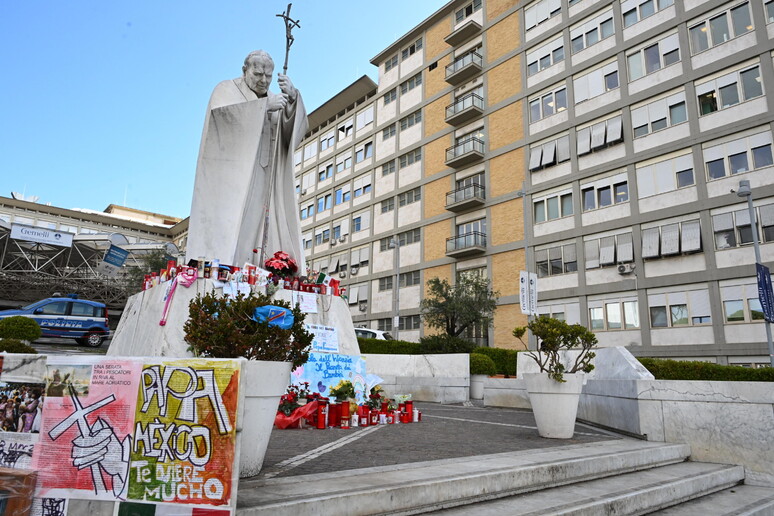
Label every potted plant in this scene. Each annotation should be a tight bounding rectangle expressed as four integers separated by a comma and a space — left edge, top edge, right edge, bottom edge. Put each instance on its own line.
469, 353, 497, 400
513, 316, 596, 439
184, 290, 313, 476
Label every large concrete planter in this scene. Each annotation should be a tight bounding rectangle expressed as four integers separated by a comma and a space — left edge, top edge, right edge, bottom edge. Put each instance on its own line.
237, 359, 292, 477
523, 372, 585, 439
470, 374, 486, 400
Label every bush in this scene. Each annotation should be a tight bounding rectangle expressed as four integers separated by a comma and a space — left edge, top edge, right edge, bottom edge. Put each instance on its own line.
639, 358, 774, 382
419, 334, 477, 354
358, 338, 422, 355
184, 291, 313, 367
0, 316, 42, 342
470, 353, 497, 376
471, 347, 519, 377
0, 338, 38, 354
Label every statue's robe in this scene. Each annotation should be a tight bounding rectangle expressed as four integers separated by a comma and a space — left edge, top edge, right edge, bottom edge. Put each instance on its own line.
185, 77, 308, 270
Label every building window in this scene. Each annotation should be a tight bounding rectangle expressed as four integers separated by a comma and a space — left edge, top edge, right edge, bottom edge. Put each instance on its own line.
300, 203, 314, 220
303, 141, 317, 161
689, 2, 753, 54
574, 61, 619, 104
399, 148, 422, 168
525, 0, 561, 31
382, 160, 396, 176
697, 65, 763, 116
632, 91, 687, 138
316, 194, 332, 213
627, 33, 680, 81
400, 73, 423, 94
378, 276, 393, 291
703, 131, 773, 180
398, 315, 422, 331
381, 198, 395, 213
383, 88, 397, 105
584, 233, 634, 268
623, 0, 673, 28
636, 152, 695, 198
355, 142, 373, 163
353, 174, 372, 197
535, 244, 577, 277
399, 228, 421, 246
336, 155, 352, 173
767, 0, 774, 23
334, 187, 351, 206
581, 180, 629, 212
401, 38, 422, 60
529, 134, 571, 171
319, 164, 333, 182
589, 300, 639, 330
385, 54, 398, 71
570, 11, 614, 54
529, 86, 567, 123
355, 107, 374, 130
527, 36, 564, 76
337, 119, 354, 140
534, 192, 573, 223
400, 110, 422, 130
641, 219, 702, 258
456, 0, 482, 23
352, 209, 370, 232
577, 115, 623, 155
320, 131, 335, 151
399, 187, 421, 207
713, 203, 774, 249
377, 318, 393, 332
383, 123, 396, 140
399, 271, 421, 287
303, 236, 312, 249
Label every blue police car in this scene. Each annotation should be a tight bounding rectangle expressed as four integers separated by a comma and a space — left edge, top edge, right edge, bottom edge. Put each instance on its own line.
0, 295, 111, 347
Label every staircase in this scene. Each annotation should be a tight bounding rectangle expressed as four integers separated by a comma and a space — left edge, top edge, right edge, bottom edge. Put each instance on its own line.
236, 440, 774, 515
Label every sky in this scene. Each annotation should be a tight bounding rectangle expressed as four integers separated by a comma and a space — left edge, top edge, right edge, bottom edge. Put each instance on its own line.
0, 0, 448, 219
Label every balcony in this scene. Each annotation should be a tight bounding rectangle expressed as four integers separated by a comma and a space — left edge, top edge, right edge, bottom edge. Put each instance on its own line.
446, 231, 487, 258
446, 137, 485, 168
444, 19, 482, 47
445, 92, 484, 126
446, 184, 485, 212
445, 51, 483, 85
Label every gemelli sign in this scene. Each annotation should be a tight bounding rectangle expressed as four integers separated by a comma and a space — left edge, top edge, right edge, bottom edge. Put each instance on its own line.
11, 223, 74, 247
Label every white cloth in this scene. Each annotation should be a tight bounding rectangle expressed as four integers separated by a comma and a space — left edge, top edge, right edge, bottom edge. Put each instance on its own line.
186, 77, 308, 270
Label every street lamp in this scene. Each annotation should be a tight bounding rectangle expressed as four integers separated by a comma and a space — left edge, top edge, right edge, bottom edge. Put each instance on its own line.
736, 180, 774, 367
388, 237, 400, 340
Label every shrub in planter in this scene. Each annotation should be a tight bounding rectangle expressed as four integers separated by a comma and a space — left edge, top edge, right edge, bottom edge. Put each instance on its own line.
639, 357, 774, 382
472, 347, 518, 377
470, 353, 497, 376
184, 291, 313, 367
0, 316, 42, 342
357, 338, 422, 355
419, 334, 477, 354
0, 338, 38, 354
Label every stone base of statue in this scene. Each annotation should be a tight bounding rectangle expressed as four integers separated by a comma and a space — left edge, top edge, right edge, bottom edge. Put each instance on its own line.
108, 279, 361, 358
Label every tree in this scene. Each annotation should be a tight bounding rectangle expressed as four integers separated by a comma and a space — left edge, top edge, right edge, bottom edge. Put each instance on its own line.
420, 275, 498, 338
125, 249, 173, 293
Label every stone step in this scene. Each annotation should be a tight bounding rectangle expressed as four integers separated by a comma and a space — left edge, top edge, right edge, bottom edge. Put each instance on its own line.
648, 484, 774, 515
430, 461, 744, 515
236, 440, 691, 516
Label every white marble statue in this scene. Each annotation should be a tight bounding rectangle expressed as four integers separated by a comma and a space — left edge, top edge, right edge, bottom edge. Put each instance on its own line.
186, 50, 307, 270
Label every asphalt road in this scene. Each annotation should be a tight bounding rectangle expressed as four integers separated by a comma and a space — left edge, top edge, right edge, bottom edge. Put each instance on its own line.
31, 337, 110, 355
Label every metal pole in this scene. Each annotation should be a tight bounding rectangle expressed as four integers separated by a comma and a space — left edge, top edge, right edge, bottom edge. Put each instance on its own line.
391, 237, 400, 340
739, 180, 774, 367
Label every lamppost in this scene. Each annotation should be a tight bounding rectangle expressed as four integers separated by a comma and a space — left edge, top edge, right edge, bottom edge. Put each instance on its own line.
388, 237, 400, 340
735, 180, 774, 367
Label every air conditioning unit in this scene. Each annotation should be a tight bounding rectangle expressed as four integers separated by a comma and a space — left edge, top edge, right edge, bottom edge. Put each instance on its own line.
330, 240, 337, 246
301, 189, 307, 196
339, 271, 347, 278
339, 236, 347, 243
350, 265, 359, 275
617, 263, 636, 275
358, 301, 368, 312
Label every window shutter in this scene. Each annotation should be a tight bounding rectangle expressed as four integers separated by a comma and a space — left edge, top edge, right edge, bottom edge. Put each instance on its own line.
542, 140, 557, 166
660, 33, 679, 55
590, 121, 607, 150
349, 286, 360, 304
631, 106, 648, 130
529, 145, 543, 170
642, 227, 661, 258
661, 223, 680, 255
557, 135, 571, 162
606, 116, 623, 144
617, 233, 634, 262
681, 220, 701, 252
341, 218, 350, 235
329, 256, 340, 273
359, 283, 369, 301
584, 239, 600, 269
712, 212, 734, 231
760, 204, 774, 226
735, 208, 750, 227
563, 243, 576, 263
688, 290, 711, 318
599, 236, 616, 265
577, 127, 592, 155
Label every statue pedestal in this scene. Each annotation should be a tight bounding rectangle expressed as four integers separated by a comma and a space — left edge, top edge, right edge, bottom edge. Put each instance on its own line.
108, 279, 361, 357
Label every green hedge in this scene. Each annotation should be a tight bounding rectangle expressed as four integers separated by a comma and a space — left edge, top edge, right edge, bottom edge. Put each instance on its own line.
470, 353, 497, 376
639, 358, 774, 382
419, 334, 477, 354
358, 338, 422, 355
472, 347, 519, 377
0, 338, 38, 354
0, 316, 42, 342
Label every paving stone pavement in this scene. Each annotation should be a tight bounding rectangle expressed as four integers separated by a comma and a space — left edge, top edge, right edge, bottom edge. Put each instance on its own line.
258, 403, 618, 479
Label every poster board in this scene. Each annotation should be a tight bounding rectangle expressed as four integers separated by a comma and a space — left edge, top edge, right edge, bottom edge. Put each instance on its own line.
0, 354, 241, 516
290, 352, 368, 404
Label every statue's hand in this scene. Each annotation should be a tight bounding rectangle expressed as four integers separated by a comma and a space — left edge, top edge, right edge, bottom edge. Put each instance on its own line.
277, 74, 298, 103
268, 93, 289, 112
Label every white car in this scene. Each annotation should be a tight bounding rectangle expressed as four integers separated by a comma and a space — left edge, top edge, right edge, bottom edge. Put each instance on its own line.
355, 328, 393, 340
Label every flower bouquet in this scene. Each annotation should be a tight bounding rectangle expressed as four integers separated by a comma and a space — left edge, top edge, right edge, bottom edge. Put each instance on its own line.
264, 251, 298, 280
328, 380, 355, 402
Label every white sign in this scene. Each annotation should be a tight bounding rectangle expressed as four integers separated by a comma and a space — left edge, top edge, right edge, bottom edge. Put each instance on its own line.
305, 324, 340, 353
292, 291, 318, 314
11, 223, 74, 247
519, 271, 539, 315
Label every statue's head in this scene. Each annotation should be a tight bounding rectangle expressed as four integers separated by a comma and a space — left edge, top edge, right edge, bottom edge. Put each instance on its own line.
243, 50, 274, 97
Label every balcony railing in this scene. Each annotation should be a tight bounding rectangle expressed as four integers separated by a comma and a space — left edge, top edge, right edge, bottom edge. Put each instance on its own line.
445, 92, 484, 125
446, 231, 487, 257
446, 137, 485, 168
445, 19, 482, 47
445, 51, 483, 85
446, 183, 485, 212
